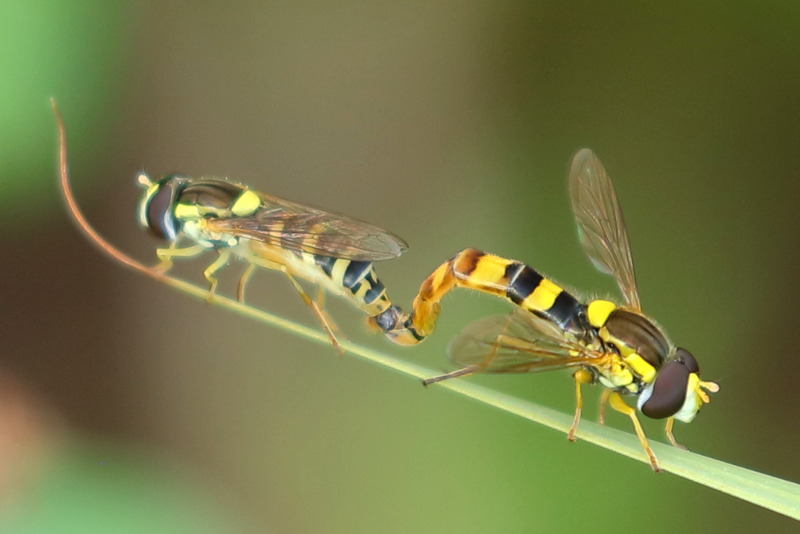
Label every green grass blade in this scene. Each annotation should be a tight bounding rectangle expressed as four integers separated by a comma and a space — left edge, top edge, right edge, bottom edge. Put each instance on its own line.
129, 278, 800, 520
171, 284, 800, 520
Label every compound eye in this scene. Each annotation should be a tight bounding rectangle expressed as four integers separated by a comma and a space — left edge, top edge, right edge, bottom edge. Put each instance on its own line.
145, 182, 179, 240
675, 347, 699, 374
640, 360, 690, 419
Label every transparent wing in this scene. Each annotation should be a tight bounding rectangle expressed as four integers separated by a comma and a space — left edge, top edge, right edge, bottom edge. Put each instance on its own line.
208, 192, 408, 261
446, 308, 604, 374
568, 148, 640, 310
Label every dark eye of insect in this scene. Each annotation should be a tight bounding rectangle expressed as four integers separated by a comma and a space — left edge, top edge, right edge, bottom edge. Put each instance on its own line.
146, 183, 178, 240
640, 359, 690, 419
674, 347, 699, 374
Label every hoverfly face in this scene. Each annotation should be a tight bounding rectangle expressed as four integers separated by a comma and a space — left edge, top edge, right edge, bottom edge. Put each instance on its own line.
638, 347, 719, 422
137, 173, 190, 242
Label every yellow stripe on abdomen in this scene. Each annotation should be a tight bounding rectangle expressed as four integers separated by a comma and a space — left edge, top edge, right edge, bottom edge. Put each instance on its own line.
521, 277, 561, 311
409, 249, 587, 338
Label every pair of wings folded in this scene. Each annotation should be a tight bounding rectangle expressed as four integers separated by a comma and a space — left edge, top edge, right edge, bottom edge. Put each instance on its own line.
205, 191, 407, 261
447, 308, 607, 374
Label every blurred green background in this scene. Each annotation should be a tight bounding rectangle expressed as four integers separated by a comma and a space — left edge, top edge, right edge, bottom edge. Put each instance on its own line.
2, 1, 799, 532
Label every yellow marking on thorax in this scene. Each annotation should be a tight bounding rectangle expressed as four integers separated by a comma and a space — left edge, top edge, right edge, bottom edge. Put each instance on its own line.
597, 325, 658, 384
622, 353, 657, 383
183, 220, 236, 248
597, 356, 635, 389
231, 190, 261, 216
174, 203, 202, 219
521, 278, 561, 311
587, 300, 616, 328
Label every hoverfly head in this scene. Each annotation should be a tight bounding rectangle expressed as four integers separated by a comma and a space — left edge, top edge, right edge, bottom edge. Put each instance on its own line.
637, 347, 719, 422
137, 173, 190, 241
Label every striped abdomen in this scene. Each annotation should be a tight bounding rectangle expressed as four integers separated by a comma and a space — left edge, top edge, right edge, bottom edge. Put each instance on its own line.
309, 254, 424, 346
408, 248, 588, 339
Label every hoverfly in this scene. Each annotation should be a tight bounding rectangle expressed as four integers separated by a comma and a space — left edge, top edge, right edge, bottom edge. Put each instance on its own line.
407, 149, 719, 471
137, 173, 424, 349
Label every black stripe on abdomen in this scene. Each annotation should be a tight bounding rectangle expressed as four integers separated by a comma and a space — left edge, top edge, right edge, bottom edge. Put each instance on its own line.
506, 264, 544, 305
548, 291, 585, 332
314, 255, 336, 277
342, 261, 371, 292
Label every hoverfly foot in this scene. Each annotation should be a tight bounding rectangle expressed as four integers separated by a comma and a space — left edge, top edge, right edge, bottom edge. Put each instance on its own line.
422, 366, 479, 387
664, 417, 688, 450
649, 454, 662, 473
421, 376, 438, 388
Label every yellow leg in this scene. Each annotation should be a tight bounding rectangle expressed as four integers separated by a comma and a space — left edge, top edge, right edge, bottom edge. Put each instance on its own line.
312, 286, 344, 340
236, 263, 256, 303
155, 243, 205, 272
665, 417, 687, 450
244, 253, 342, 352
567, 369, 594, 441
315, 286, 326, 308
200, 249, 232, 302
281, 270, 343, 354
608, 392, 660, 472
598, 388, 611, 425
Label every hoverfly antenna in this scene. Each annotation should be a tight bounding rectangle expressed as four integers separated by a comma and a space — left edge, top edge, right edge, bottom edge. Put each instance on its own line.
699, 379, 720, 403
137, 172, 153, 187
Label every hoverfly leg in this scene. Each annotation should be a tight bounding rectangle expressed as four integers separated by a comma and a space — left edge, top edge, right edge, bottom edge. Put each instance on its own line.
598, 388, 611, 426
608, 392, 660, 472
202, 249, 232, 303
281, 269, 343, 355
664, 417, 688, 450
313, 286, 343, 339
236, 263, 256, 303
568, 369, 593, 441
315, 285, 328, 309
154, 243, 205, 273
424, 332, 507, 386
422, 366, 480, 387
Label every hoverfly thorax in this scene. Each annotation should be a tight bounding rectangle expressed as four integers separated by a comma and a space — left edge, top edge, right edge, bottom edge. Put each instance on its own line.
137, 173, 191, 242
638, 347, 720, 422
602, 308, 670, 369
587, 300, 669, 385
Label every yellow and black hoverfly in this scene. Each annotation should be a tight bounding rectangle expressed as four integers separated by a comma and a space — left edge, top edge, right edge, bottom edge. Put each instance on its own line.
137, 173, 424, 349
405, 149, 719, 471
